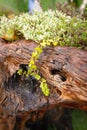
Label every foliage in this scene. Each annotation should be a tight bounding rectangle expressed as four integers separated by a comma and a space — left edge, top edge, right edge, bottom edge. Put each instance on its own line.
0, 0, 85, 15
72, 110, 87, 130
40, 0, 56, 10
0, 10, 87, 96
0, 0, 66, 14
40, 0, 83, 10
71, 0, 83, 7
0, 0, 28, 15
0, 10, 87, 46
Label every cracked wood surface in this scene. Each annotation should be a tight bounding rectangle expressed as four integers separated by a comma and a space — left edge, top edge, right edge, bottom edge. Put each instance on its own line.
0, 39, 87, 129
0, 39, 87, 111
37, 46, 87, 110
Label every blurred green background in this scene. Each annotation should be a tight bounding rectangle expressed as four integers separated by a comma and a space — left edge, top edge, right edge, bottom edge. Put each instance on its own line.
0, 0, 83, 15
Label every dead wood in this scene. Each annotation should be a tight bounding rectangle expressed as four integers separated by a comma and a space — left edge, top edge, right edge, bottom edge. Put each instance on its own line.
0, 39, 87, 129
37, 46, 87, 110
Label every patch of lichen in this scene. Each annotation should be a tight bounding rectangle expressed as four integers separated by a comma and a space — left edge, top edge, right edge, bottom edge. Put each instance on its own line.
0, 10, 87, 49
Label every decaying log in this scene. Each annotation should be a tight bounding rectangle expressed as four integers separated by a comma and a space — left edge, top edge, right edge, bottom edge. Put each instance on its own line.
37, 46, 87, 110
0, 106, 15, 130
0, 39, 87, 129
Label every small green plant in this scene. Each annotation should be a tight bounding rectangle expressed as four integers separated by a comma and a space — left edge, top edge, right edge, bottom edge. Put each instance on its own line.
0, 10, 87, 96
18, 42, 50, 96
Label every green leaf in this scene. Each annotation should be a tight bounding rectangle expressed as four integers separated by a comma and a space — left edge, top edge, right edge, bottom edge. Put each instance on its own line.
35, 46, 43, 54
27, 67, 33, 75
52, 42, 58, 46
29, 59, 35, 66
32, 51, 39, 59
23, 71, 27, 75
41, 78, 46, 83
34, 74, 41, 80
31, 65, 37, 70
17, 69, 23, 75
40, 82, 50, 96
40, 42, 47, 48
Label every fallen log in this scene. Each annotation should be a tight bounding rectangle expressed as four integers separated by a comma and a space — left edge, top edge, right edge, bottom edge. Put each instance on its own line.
37, 45, 87, 110
0, 39, 87, 129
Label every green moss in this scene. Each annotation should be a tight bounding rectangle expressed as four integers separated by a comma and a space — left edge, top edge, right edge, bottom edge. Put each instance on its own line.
0, 10, 87, 48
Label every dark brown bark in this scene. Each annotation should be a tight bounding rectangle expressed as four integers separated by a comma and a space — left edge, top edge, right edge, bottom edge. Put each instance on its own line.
0, 39, 87, 129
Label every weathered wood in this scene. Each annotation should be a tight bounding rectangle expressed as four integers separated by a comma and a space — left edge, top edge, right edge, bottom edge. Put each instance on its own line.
0, 106, 15, 130
37, 46, 87, 110
0, 39, 87, 109
0, 39, 87, 129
